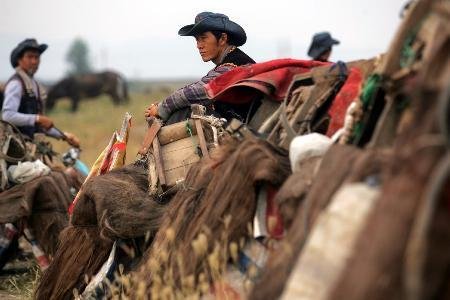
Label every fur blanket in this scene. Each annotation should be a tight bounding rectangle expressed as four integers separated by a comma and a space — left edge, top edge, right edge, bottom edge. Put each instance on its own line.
0, 170, 80, 255
35, 165, 166, 300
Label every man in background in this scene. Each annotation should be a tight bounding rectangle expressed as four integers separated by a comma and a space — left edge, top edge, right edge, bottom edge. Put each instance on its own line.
2, 38, 79, 146
307, 32, 340, 62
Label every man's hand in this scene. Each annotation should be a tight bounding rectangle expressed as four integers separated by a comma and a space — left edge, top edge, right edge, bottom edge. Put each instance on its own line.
35, 114, 53, 130
144, 103, 159, 118
64, 132, 80, 148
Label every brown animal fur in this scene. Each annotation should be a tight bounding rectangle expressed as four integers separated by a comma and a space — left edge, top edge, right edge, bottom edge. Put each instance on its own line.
249, 144, 389, 300
275, 156, 321, 230
329, 86, 449, 299
132, 136, 291, 293
0, 171, 78, 256
35, 165, 166, 300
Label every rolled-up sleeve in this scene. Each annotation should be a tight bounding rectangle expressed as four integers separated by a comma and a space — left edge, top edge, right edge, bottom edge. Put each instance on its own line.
2, 80, 36, 127
158, 64, 235, 120
44, 127, 63, 139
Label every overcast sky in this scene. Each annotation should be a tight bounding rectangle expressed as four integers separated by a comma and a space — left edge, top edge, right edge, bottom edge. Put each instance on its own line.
0, 0, 406, 81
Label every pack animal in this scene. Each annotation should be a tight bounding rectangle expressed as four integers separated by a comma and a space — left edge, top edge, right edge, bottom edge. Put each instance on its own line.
46, 71, 129, 112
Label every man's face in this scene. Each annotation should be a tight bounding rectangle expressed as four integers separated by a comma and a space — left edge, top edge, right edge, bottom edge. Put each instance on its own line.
318, 50, 331, 62
18, 49, 40, 76
195, 31, 225, 63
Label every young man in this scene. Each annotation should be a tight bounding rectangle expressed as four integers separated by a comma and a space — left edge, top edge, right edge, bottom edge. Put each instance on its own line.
2, 38, 79, 146
307, 32, 340, 62
145, 12, 256, 124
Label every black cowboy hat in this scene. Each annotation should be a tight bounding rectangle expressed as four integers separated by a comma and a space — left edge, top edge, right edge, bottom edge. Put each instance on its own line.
178, 12, 247, 46
307, 32, 339, 60
10, 38, 48, 68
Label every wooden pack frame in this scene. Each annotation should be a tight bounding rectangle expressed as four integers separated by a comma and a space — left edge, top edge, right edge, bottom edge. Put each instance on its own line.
145, 105, 220, 197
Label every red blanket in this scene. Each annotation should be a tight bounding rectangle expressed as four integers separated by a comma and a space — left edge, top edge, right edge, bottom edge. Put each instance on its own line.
325, 67, 364, 137
205, 59, 329, 104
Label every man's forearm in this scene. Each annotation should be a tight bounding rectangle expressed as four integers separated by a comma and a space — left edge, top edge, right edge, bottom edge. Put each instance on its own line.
158, 81, 209, 120
44, 127, 64, 139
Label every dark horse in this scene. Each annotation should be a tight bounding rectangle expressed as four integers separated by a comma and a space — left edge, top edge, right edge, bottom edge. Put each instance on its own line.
46, 71, 129, 112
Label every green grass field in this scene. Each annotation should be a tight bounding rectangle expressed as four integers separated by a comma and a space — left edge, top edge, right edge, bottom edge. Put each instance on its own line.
0, 84, 183, 299
47, 89, 174, 168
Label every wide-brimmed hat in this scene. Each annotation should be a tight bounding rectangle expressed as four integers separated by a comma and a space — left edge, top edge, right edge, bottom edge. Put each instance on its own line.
178, 12, 247, 46
10, 38, 48, 68
307, 32, 339, 60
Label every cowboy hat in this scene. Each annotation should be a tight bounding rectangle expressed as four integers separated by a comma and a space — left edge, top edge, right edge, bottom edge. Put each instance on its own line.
307, 32, 339, 60
10, 38, 48, 68
178, 12, 247, 46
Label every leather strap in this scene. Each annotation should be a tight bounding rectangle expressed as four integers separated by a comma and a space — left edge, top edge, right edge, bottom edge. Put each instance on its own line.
138, 117, 162, 155
280, 100, 297, 142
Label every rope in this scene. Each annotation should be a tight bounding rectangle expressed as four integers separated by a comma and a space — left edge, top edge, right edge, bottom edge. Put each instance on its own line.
190, 112, 226, 145
190, 113, 226, 128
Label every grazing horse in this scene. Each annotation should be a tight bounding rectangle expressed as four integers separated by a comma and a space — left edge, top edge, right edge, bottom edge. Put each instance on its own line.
46, 71, 129, 112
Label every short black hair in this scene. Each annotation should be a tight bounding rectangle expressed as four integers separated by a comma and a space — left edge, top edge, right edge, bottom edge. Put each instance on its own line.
210, 30, 239, 46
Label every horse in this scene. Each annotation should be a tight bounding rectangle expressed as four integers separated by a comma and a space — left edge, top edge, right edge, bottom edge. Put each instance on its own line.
46, 71, 129, 112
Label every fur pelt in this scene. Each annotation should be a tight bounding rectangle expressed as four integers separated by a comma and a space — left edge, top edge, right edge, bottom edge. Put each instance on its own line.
329, 87, 449, 300
0, 171, 78, 256
275, 156, 322, 230
248, 144, 389, 300
133, 136, 291, 294
35, 164, 166, 300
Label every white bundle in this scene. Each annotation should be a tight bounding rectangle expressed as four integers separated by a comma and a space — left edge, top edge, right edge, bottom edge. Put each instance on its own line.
289, 133, 331, 173
7, 159, 51, 184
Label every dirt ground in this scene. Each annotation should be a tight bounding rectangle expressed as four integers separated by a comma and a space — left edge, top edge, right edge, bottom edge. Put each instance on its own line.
0, 240, 39, 299
0, 259, 38, 299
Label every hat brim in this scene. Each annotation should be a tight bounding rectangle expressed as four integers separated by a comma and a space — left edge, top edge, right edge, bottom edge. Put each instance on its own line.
11, 43, 48, 68
20, 44, 48, 55
331, 38, 340, 46
178, 19, 247, 46
308, 39, 340, 59
36, 44, 48, 54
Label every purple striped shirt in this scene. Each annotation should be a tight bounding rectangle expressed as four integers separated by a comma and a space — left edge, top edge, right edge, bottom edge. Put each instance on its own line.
157, 64, 235, 120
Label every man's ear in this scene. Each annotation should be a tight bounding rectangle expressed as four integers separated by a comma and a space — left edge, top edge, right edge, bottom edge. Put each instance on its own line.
219, 33, 228, 45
